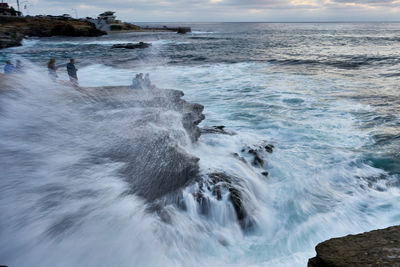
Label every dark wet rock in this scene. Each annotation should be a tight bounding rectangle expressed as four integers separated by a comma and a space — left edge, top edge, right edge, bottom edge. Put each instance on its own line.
201, 125, 236, 135
261, 171, 269, 177
193, 172, 252, 228
308, 225, 400, 267
248, 149, 264, 167
264, 144, 274, 153
228, 185, 247, 221
111, 42, 152, 49
240, 142, 274, 168
176, 27, 191, 34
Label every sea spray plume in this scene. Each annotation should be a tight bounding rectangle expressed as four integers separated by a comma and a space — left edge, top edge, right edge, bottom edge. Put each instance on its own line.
0, 62, 276, 266
0, 63, 204, 266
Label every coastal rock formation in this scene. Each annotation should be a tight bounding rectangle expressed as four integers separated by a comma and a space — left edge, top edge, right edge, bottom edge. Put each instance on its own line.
0, 16, 106, 48
193, 172, 253, 228
111, 42, 151, 49
308, 225, 400, 267
176, 27, 191, 34
81, 86, 204, 202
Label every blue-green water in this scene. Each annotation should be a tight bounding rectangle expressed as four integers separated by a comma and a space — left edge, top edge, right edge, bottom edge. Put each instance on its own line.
1, 23, 400, 266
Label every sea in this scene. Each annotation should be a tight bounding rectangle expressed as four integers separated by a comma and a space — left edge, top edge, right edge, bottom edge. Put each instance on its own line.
0, 22, 399, 266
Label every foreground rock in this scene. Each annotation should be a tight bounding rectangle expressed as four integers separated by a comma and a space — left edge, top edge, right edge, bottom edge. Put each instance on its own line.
81, 86, 204, 202
0, 16, 106, 48
308, 225, 400, 267
111, 42, 151, 49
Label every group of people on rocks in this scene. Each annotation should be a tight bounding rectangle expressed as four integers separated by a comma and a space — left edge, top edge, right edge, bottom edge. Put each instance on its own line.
3, 58, 79, 86
131, 73, 155, 89
3, 60, 23, 74
4, 58, 155, 89
47, 58, 78, 86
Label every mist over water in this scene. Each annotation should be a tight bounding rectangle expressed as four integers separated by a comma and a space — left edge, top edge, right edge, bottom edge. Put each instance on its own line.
1, 23, 400, 266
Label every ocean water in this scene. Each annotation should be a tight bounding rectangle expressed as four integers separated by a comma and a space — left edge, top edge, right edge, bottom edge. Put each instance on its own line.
1, 22, 400, 266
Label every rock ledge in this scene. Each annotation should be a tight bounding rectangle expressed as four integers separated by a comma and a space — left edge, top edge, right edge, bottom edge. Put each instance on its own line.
308, 225, 400, 267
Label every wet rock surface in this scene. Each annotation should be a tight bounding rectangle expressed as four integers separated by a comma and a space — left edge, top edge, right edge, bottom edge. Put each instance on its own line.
194, 172, 251, 226
81, 86, 204, 202
190, 141, 274, 229
111, 42, 152, 49
308, 225, 400, 267
201, 125, 236, 135
241, 143, 274, 167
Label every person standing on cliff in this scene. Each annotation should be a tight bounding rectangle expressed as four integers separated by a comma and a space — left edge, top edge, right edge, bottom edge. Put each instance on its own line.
66, 58, 78, 86
48, 58, 58, 81
4, 61, 15, 74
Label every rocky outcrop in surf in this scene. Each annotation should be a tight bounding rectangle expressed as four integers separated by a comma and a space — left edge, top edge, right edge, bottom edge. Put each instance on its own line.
201, 125, 236, 135
308, 225, 400, 266
0, 16, 106, 48
81, 86, 204, 202
112, 42, 152, 49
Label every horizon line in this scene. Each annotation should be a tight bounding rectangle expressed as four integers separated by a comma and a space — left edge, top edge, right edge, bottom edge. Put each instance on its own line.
131, 20, 400, 24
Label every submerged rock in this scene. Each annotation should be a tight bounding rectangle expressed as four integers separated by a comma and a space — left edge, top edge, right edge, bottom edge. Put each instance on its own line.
111, 42, 152, 49
201, 125, 236, 135
308, 225, 400, 267
264, 144, 274, 153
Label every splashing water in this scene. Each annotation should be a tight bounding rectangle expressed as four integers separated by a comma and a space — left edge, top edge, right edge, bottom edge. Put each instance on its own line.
1, 23, 400, 266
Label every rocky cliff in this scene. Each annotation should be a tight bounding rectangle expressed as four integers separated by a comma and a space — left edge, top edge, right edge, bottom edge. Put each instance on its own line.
0, 16, 106, 49
308, 225, 400, 266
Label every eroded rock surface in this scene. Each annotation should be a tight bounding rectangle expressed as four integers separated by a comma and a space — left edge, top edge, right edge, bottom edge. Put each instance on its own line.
308, 225, 400, 267
81, 86, 204, 202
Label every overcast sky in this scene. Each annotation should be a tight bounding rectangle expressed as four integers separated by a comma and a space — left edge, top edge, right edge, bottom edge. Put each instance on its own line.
18, 0, 400, 22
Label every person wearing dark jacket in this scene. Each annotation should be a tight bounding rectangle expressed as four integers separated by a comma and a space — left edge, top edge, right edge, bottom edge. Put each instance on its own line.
66, 58, 78, 85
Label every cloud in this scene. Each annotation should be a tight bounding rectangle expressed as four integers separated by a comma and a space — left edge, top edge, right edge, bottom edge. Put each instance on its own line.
22, 0, 400, 21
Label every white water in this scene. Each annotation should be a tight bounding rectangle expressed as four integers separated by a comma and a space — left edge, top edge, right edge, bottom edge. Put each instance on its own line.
0, 61, 399, 267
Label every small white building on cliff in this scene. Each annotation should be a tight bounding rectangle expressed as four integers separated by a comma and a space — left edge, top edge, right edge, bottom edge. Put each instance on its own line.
88, 11, 122, 31
98, 11, 116, 23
